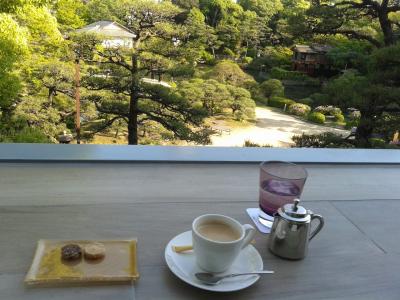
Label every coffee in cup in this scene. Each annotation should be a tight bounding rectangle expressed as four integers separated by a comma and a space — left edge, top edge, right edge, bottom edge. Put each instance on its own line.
192, 214, 256, 273
197, 221, 241, 242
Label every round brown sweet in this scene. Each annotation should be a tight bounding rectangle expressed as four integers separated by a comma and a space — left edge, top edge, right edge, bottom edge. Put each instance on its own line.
84, 243, 106, 260
61, 244, 82, 261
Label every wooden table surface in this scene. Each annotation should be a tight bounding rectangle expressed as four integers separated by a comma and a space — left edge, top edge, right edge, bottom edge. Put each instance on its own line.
1, 163, 400, 300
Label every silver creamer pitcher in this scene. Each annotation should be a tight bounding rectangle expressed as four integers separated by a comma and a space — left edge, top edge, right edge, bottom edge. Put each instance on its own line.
268, 199, 324, 260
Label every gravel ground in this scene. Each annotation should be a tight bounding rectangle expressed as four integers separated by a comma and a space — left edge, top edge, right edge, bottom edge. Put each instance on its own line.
210, 107, 350, 147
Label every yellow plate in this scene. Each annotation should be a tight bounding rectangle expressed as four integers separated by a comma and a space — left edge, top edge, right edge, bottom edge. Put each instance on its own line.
25, 239, 139, 286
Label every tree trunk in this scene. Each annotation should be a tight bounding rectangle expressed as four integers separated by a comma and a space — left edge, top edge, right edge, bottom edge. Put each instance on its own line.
211, 9, 219, 27
378, 10, 395, 46
128, 54, 139, 145
48, 88, 55, 107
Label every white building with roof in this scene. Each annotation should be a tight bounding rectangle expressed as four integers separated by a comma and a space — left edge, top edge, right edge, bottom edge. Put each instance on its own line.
76, 21, 135, 48
76, 21, 172, 88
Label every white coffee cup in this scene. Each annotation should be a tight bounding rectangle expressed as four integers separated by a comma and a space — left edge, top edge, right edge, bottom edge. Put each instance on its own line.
192, 214, 256, 273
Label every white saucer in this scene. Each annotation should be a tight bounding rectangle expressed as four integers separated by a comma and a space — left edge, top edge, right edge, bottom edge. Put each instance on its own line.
164, 231, 264, 292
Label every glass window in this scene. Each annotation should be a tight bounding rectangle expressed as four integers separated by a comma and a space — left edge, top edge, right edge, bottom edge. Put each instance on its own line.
0, 1, 397, 151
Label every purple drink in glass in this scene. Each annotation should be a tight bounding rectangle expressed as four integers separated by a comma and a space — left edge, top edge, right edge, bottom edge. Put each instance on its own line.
259, 161, 307, 224
260, 179, 301, 215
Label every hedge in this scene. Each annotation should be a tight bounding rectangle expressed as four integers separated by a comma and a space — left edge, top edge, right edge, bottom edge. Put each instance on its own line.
270, 67, 308, 80
268, 96, 296, 109
270, 67, 320, 85
288, 103, 311, 117
314, 105, 342, 116
333, 113, 345, 123
260, 79, 284, 98
308, 112, 326, 124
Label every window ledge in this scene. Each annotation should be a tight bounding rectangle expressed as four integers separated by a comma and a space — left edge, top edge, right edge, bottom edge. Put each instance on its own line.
0, 144, 398, 164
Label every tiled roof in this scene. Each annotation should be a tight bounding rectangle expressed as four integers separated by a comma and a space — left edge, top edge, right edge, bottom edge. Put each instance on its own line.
76, 21, 135, 39
293, 44, 332, 53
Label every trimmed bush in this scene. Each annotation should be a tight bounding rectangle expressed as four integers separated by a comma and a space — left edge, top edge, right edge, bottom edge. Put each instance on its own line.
269, 96, 296, 109
333, 113, 345, 123
288, 103, 311, 117
270, 67, 320, 85
270, 67, 307, 80
308, 112, 326, 124
205, 60, 254, 86
260, 79, 284, 98
243, 80, 263, 101
314, 105, 342, 116
349, 110, 361, 120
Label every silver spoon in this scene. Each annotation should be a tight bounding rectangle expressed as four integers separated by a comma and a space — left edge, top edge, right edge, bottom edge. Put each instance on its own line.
195, 270, 274, 285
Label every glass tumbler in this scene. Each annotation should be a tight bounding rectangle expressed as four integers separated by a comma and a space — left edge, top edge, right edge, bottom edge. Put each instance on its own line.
259, 161, 308, 224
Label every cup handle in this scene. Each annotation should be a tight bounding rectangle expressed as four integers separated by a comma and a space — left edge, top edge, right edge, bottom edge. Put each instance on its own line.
309, 214, 324, 241
241, 224, 256, 249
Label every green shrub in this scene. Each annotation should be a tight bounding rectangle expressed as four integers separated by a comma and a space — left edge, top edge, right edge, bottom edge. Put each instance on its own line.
269, 96, 296, 109
244, 140, 273, 147
270, 67, 307, 80
331, 107, 342, 115
270, 67, 320, 86
169, 64, 195, 77
233, 110, 245, 121
314, 105, 342, 116
345, 119, 359, 129
297, 97, 314, 106
260, 79, 284, 98
292, 132, 354, 148
256, 97, 269, 105
247, 47, 292, 71
310, 93, 330, 105
244, 140, 261, 147
243, 56, 253, 64
270, 67, 302, 80
199, 50, 217, 65
333, 113, 345, 123
349, 110, 361, 120
205, 60, 254, 86
308, 112, 326, 124
2, 127, 50, 143
369, 138, 386, 148
243, 80, 263, 101
288, 103, 311, 117
242, 79, 258, 90
223, 48, 235, 57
